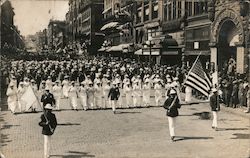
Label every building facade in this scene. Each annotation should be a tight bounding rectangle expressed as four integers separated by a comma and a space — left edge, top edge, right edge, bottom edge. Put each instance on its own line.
1, 0, 24, 50
66, 0, 104, 54
47, 20, 66, 51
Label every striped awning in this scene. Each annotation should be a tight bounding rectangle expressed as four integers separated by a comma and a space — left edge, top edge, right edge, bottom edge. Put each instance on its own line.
101, 22, 119, 31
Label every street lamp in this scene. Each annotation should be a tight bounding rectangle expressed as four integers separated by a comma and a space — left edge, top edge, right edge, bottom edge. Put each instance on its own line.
144, 36, 155, 67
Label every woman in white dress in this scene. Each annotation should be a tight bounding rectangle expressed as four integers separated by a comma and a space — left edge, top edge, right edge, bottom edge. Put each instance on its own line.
123, 82, 132, 108
132, 80, 141, 107
94, 81, 102, 109
103, 80, 111, 109
79, 82, 88, 110
68, 81, 78, 110
154, 80, 163, 106
62, 76, 70, 98
17, 82, 26, 112
52, 80, 62, 110
142, 79, 151, 107
87, 82, 95, 109
6, 83, 18, 114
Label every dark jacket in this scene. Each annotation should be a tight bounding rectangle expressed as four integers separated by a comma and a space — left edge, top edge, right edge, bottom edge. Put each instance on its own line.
39, 112, 57, 135
163, 96, 181, 117
210, 94, 220, 111
108, 87, 120, 100
41, 92, 56, 107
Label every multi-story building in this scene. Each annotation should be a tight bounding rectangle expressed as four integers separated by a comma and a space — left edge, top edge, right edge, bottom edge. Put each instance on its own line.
99, 0, 136, 56
1, 0, 24, 50
66, 0, 104, 54
47, 20, 66, 51
35, 29, 48, 51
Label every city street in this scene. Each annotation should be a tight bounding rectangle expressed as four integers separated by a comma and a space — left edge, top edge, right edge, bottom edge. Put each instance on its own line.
1, 100, 249, 158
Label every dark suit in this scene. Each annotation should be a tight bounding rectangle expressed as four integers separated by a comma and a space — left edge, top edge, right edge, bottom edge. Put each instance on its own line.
108, 87, 120, 100
163, 96, 181, 117
210, 94, 220, 111
41, 93, 56, 107
39, 112, 57, 135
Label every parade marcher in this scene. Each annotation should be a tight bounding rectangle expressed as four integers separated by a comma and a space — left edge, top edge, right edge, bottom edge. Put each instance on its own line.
45, 76, 53, 92
30, 79, 39, 112
41, 88, 56, 110
142, 78, 151, 107
210, 88, 220, 131
62, 76, 70, 98
39, 104, 57, 158
68, 81, 78, 111
154, 80, 163, 107
231, 80, 239, 108
6, 83, 18, 114
79, 82, 88, 110
17, 82, 26, 112
123, 82, 132, 108
132, 80, 141, 107
87, 82, 95, 109
103, 80, 111, 109
94, 81, 102, 109
52, 80, 62, 110
108, 81, 120, 114
163, 89, 181, 142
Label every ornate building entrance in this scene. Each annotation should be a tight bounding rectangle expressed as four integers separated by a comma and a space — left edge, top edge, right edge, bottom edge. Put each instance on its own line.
209, 1, 249, 74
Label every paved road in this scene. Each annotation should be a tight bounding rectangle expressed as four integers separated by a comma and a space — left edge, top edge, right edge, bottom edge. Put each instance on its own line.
0, 101, 249, 158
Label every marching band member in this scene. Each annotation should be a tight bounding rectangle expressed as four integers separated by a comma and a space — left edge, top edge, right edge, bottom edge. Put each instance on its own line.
52, 80, 62, 110
68, 81, 78, 111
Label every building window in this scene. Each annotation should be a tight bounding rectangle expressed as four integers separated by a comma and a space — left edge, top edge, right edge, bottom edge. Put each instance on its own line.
177, 1, 182, 18
185, 2, 193, 17
152, 1, 158, 19
144, 6, 150, 21
137, 9, 142, 23
173, 1, 176, 20
168, 2, 172, 21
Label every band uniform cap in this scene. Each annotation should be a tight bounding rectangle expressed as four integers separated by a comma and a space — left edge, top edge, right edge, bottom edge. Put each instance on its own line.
44, 104, 53, 110
169, 89, 177, 95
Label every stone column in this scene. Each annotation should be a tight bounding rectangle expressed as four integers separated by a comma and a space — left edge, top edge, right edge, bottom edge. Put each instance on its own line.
235, 44, 245, 74
209, 42, 218, 71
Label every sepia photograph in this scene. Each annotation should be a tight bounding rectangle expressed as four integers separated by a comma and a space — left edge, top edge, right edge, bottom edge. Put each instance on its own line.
0, 0, 249, 157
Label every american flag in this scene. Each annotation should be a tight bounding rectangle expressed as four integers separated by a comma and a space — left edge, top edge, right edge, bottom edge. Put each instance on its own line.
184, 58, 212, 97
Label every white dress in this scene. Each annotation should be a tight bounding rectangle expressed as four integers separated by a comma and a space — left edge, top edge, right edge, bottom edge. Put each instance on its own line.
62, 80, 70, 98
94, 85, 103, 108
154, 83, 163, 106
52, 85, 62, 110
79, 86, 88, 110
103, 85, 111, 108
124, 84, 132, 108
68, 86, 78, 109
143, 84, 151, 107
6, 87, 18, 113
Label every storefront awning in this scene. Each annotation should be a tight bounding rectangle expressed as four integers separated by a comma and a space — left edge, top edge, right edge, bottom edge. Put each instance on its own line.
161, 51, 179, 55
135, 48, 160, 55
101, 22, 119, 31
107, 43, 131, 52
185, 50, 210, 56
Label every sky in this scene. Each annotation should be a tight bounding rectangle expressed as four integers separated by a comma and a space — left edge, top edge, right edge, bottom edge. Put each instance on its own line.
10, 0, 69, 36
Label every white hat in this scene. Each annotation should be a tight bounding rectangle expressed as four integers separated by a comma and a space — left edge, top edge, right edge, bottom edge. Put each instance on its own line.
212, 88, 217, 93
169, 89, 177, 95
173, 77, 178, 81
44, 104, 53, 110
145, 79, 150, 83
45, 87, 50, 91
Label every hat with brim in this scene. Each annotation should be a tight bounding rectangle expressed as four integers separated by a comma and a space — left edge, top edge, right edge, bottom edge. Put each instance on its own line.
169, 89, 177, 95
44, 104, 53, 110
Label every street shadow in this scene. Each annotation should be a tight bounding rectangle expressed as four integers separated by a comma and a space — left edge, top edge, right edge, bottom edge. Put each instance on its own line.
192, 112, 211, 120
231, 133, 250, 139
174, 136, 214, 142
179, 114, 193, 116
115, 111, 141, 114
217, 128, 249, 131
57, 123, 81, 126
0, 133, 12, 147
51, 151, 95, 158
1, 124, 20, 130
